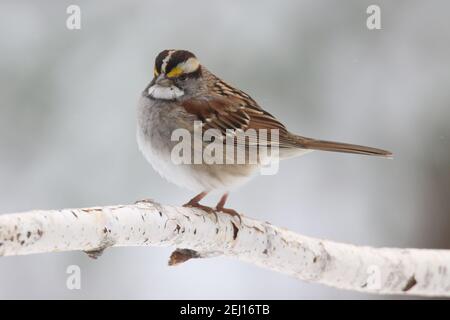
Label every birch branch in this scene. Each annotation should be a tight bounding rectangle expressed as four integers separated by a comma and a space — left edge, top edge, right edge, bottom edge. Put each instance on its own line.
0, 200, 449, 297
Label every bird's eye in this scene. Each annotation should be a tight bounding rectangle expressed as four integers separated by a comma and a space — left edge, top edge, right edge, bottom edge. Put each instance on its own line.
178, 74, 188, 81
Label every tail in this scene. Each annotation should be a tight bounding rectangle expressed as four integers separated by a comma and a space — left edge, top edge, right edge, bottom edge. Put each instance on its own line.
290, 134, 392, 158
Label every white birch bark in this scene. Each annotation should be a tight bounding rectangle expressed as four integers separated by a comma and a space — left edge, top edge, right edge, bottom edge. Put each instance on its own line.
0, 200, 449, 297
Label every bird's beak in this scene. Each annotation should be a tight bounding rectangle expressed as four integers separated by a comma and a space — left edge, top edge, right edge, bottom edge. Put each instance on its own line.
155, 75, 173, 87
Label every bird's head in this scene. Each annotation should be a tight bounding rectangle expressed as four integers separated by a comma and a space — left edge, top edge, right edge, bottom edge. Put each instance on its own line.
147, 49, 203, 100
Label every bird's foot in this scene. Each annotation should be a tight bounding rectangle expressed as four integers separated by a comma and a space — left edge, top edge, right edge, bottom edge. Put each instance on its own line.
215, 192, 242, 223
183, 201, 218, 221
215, 206, 242, 223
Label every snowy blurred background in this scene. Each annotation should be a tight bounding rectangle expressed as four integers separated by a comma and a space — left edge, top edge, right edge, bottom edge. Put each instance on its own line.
0, 0, 449, 299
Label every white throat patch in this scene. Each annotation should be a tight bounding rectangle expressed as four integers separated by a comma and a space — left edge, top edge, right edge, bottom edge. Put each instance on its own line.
148, 84, 184, 100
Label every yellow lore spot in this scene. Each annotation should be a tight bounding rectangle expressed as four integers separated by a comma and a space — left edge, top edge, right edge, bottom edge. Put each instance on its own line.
166, 66, 183, 78
166, 57, 200, 78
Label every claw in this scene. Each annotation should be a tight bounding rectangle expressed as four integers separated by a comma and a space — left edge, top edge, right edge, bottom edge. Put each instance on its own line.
183, 191, 218, 221
183, 203, 219, 222
216, 206, 242, 223
215, 192, 242, 223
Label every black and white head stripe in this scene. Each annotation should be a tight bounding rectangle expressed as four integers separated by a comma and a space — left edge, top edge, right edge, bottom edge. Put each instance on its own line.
154, 50, 201, 77
154, 49, 173, 75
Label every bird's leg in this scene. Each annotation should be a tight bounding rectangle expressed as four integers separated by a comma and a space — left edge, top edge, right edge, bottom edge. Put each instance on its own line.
183, 192, 217, 218
184, 191, 208, 207
215, 192, 242, 222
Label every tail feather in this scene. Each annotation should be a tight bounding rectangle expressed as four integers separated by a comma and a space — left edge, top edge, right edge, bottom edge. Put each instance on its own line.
292, 135, 392, 158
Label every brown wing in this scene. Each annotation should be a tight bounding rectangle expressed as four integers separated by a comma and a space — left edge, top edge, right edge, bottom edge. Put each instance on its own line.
182, 72, 285, 139
180, 93, 293, 147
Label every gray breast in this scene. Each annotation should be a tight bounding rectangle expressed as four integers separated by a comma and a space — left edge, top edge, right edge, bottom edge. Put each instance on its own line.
137, 96, 193, 153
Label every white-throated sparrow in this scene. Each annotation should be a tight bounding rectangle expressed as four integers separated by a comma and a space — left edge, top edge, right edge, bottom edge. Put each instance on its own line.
137, 49, 391, 216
